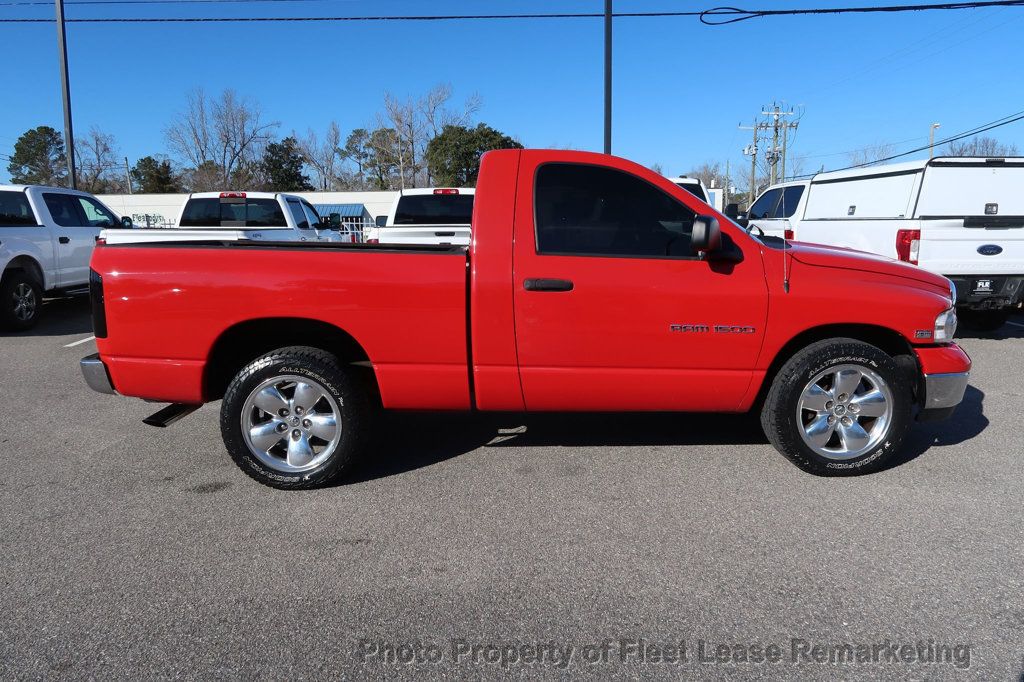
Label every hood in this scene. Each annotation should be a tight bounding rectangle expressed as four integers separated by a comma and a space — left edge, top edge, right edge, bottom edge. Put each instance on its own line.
787, 242, 950, 293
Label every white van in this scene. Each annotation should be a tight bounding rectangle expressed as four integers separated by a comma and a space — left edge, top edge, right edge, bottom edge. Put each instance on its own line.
741, 157, 1024, 329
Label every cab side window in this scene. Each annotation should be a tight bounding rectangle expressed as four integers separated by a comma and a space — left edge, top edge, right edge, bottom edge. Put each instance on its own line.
76, 197, 117, 227
0, 191, 37, 226
775, 186, 805, 219
534, 163, 697, 258
747, 189, 782, 220
43, 193, 84, 227
286, 199, 310, 229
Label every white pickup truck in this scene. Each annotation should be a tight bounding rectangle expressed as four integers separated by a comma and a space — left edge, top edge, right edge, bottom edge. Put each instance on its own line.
103, 192, 354, 246
364, 187, 474, 246
1, 184, 126, 330
739, 157, 1024, 329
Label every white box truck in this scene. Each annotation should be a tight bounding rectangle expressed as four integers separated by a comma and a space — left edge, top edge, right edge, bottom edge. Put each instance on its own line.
738, 157, 1024, 329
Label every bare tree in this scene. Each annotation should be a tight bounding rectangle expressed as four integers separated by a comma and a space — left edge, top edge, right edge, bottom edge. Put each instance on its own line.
165, 88, 278, 190
945, 135, 1019, 157
846, 142, 895, 168
686, 161, 724, 187
299, 122, 342, 190
75, 126, 123, 193
380, 93, 419, 188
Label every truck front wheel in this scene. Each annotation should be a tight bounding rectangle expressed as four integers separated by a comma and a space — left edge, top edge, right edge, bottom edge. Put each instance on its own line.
761, 339, 912, 475
220, 346, 372, 489
0, 271, 42, 331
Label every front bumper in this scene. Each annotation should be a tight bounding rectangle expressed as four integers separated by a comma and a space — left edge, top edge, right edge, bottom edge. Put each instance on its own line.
922, 371, 970, 410
914, 344, 971, 421
80, 353, 116, 395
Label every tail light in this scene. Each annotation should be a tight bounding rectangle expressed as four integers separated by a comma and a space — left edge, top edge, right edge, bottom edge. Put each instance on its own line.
89, 268, 108, 338
433, 188, 459, 195
784, 229, 795, 240
219, 192, 246, 199
896, 229, 921, 265
366, 238, 379, 244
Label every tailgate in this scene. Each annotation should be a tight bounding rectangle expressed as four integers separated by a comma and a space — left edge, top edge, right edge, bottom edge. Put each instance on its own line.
379, 225, 471, 246
918, 217, 1024, 276
916, 160, 1024, 276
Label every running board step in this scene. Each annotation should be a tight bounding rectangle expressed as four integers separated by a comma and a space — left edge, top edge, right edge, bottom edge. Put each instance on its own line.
143, 403, 200, 428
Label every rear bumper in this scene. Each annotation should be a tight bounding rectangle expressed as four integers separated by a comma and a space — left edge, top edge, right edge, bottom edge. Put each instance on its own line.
947, 275, 1024, 309
80, 353, 116, 395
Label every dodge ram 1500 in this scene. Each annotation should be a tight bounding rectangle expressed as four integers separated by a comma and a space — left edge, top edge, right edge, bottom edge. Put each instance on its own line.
81, 149, 971, 489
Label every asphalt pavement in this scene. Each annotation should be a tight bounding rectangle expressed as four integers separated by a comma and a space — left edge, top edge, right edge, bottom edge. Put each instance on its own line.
1, 297, 1022, 679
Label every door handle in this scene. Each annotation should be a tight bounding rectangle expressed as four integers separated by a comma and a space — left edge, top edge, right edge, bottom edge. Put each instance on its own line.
434, 231, 456, 237
523, 278, 574, 292
58, 236, 70, 244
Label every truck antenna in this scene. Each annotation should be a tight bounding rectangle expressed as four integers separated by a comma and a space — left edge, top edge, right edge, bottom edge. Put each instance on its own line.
783, 233, 791, 293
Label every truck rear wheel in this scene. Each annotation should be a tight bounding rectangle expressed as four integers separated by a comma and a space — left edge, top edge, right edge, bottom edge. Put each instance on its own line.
760, 339, 912, 476
220, 346, 372, 489
0, 271, 42, 331
959, 309, 1009, 332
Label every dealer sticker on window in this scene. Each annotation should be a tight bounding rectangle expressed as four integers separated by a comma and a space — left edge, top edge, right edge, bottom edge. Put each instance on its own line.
973, 279, 993, 295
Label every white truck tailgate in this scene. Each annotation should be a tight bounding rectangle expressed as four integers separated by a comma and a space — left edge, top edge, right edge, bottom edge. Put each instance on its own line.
916, 161, 1024, 276
377, 225, 471, 246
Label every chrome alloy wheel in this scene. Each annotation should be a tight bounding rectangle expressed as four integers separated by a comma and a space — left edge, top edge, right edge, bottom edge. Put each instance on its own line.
241, 375, 342, 473
12, 283, 37, 321
797, 364, 893, 460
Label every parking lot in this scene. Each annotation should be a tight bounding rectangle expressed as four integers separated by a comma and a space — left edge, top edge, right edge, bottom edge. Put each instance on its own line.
1, 296, 1022, 678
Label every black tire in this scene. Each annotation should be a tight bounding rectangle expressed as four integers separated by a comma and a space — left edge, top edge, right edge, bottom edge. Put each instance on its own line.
760, 338, 913, 476
959, 309, 1009, 332
0, 271, 42, 331
220, 346, 373, 489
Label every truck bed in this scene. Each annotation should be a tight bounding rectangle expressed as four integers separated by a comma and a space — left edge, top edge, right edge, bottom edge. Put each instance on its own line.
91, 241, 471, 408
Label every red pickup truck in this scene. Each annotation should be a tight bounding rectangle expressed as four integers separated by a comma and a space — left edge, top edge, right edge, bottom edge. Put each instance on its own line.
81, 150, 970, 489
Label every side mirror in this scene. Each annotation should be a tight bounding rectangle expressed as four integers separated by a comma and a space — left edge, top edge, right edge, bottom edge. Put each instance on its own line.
691, 215, 722, 253
724, 203, 740, 219
375, 215, 387, 228
120, 216, 133, 228
329, 212, 342, 228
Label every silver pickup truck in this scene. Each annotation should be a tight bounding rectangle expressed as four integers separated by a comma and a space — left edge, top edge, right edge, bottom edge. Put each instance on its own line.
0, 184, 126, 330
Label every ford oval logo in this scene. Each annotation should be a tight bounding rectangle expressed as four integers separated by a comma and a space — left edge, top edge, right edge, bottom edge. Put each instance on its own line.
978, 244, 1003, 256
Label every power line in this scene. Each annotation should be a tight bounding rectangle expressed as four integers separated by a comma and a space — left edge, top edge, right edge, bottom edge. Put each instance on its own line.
700, 1, 1024, 25
3, 1, 1024, 22
794, 110, 1024, 176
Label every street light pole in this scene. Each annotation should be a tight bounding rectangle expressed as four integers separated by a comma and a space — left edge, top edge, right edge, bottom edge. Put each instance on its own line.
929, 122, 941, 159
602, 0, 610, 153
55, 0, 76, 188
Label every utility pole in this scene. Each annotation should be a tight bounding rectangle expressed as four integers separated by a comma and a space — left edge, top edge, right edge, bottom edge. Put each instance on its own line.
739, 121, 760, 206
724, 159, 730, 208
55, 0, 76, 189
760, 104, 796, 186
602, 0, 610, 153
781, 120, 798, 182
929, 122, 941, 158
124, 156, 133, 194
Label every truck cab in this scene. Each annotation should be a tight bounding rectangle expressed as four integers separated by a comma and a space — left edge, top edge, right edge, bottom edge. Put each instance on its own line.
365, 188, 475, 246
0, 184, 123, 329
177, 191, 345, 242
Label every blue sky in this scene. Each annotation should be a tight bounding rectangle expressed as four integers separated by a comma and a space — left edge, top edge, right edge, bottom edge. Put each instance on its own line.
2, 0, 1023, 183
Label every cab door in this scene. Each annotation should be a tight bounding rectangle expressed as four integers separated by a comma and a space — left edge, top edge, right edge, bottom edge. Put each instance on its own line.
512, 154, 769, 412
41, 192, 110, 288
